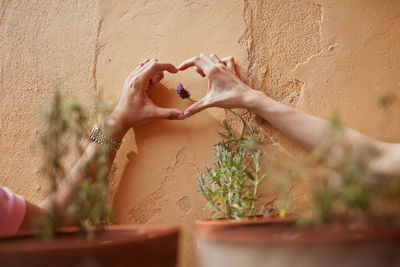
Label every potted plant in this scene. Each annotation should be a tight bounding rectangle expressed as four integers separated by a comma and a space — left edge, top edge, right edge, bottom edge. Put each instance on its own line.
194, 113, 400, 267
0, 90, 179, 267
193, 116, 290, 266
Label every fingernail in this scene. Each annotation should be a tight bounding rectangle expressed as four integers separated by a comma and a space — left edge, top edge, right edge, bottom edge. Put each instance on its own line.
184, 111, 192, 117
177, 113, 184, 120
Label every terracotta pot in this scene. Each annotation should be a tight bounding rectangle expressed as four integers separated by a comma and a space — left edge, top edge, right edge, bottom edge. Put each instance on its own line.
194, 216, 400, 267
0, 224, 179, 267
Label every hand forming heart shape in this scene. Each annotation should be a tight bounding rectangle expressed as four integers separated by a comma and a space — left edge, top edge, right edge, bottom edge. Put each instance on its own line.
107, 54, 254, 136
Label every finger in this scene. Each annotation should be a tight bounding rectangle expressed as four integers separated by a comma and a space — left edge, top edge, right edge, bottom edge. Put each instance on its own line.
141, 61, 178, 82
209, 53, 222, 64
127, 59, 150, 82
195, 67, 206, 77
143, 60, 178, 74
177, 56, 198, 70
184, 97, 211, 118
153, 62, 178, 74
222, 56, 236, 74
150, 72, 164, 84
140, 59, 151, 66
152, 107, 185, 120
177, 54, 212, 73
135, 59, 150, 72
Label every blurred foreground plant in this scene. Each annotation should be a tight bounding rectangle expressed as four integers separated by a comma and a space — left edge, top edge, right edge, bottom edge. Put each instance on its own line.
34, 90, 112, 239
198, 116, 265, 219
268, 110, 400, 225
310, 116, 400, 223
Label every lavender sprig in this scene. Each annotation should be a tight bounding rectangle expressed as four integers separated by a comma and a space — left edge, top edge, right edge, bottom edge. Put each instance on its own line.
176, 83, 197, 102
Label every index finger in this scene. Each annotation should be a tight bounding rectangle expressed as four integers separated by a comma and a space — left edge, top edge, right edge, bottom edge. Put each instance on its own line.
221, 56, 236, 75
142, 62, 178, 81
154, 62, 179, 73
177, 56, 198, 70
177, 55, 213, 75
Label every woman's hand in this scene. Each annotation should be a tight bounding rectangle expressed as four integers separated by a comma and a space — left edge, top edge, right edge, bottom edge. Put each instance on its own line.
105, 59, 184, 140
178, 53, 259, 118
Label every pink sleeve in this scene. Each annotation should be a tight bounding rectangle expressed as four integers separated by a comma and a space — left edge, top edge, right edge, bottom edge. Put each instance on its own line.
0, 186, 26, 236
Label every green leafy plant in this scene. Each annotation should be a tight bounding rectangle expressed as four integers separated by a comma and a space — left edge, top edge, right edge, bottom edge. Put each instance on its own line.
34, 90, 112, 239
198, 118, 266, 219
309, 120, 400, 223
268, 111, 400, 225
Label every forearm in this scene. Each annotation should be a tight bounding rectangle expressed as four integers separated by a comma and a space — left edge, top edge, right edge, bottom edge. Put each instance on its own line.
18, 60, 180, 232
39, 143, 107, 212
40, 114, 128, 212
243, 90, 384, 156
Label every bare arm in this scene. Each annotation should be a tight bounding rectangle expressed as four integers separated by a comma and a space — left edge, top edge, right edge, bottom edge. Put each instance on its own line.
20, 132, 120, 231
38, 117, 123, 220
178, 53, 400, 177
18, 59, 183, 232
245, 91, 381, 153
244, 91, 400, 176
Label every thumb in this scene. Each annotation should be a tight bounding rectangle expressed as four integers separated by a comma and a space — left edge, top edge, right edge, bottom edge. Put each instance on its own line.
152, 107, 185, 120
184, 97, 211, 118
150, 72, 164, 85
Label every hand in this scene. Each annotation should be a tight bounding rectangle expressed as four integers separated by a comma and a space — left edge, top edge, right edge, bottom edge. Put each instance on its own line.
105, 59, 184, 140
178, 53, 257, 118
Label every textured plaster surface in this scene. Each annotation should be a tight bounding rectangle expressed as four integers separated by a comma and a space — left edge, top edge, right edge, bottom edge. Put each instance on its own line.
95, 2, 248, 266
1, 0, 400, 266
0, 0, 98, 202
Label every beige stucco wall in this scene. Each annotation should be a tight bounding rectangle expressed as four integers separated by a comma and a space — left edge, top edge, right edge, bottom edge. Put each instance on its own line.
1, 0, 399, 266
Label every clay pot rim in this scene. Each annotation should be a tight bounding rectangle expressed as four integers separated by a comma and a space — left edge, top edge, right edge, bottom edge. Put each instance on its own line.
0, 224, 180, 252
194, 214, 294, 230
194, 213, 289, 222
3, 224, 178, 239
194, 215, 400, 245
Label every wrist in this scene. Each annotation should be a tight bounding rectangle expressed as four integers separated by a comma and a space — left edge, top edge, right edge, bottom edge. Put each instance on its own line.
102, 113, 129, 142
241, 88, 265, 110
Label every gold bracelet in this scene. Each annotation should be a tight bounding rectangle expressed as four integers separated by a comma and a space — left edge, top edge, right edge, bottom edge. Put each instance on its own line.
89, 125, 121, 151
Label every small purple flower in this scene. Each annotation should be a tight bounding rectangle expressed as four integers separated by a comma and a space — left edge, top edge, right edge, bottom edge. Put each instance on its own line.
176, 83, 191, 99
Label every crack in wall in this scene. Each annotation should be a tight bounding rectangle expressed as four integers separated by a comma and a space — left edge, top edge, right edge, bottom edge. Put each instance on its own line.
0, 0, 8, 25
0, 68, 2, 129
0, 0, 10, 27
0, 64, 4, 129
182, 0, 207, 9
362, 15, 400, 49
176, 195, 191, 214
93, 18, 103, 92
0, 0, 9, 129
239, 0, 256, 87
128, 147, 189, 224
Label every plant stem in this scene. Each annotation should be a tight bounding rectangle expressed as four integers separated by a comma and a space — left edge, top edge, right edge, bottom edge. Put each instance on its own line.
227, 109, 246, 138
188, 98, 246, 137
